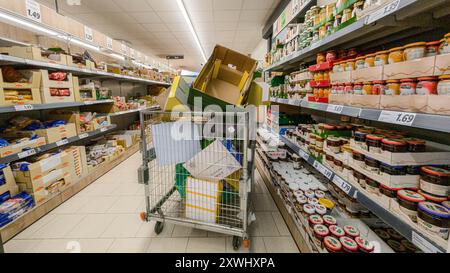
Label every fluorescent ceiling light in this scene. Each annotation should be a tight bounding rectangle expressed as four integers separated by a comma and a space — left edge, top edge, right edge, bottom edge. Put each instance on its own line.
110, 53, 125, 61
0, 10, 58, 36
68, 38, 100, 52
176, 0, 207, 63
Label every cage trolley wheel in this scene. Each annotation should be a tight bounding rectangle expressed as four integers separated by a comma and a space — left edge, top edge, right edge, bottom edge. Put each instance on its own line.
154, 208, 165, 235
232, 236, 249, 251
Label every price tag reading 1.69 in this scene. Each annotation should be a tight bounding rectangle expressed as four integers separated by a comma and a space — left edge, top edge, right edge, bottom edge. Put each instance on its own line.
378, 110, 416, 126
313, 161, 333, 180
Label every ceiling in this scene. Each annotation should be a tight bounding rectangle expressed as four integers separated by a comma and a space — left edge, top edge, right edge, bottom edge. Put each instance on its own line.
36, 0, 279, 71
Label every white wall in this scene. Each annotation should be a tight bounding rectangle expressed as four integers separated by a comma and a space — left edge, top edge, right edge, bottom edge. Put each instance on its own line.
251, 39, 268, 62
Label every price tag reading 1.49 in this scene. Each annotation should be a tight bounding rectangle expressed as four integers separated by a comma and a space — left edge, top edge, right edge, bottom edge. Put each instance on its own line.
378, 110, 416, 126
313, 161, 333, 180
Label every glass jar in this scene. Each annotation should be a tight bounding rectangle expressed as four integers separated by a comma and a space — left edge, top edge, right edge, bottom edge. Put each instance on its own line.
342, 8, 352, 23
400, 78, 417, 95
364, 54, 375, 68
345, 59, 355, 71
426, 41, 441, 57
437, 75, 450, 95
323, 71, 330, 81
334, 159, 344, 173
381, 138, 408, 153
337, 83, 345, 95
396, 189, 427, 223
353, 82, 363, 95
416, 77, 438, 95
406, 139, 426, 153
380, 163, 407, 176
365, 156, 380, 174
403, 42, 426, 61
388, 47, 405, 64
352, 151, 365, 168
331, 84, 339, 95
355, 56, 365, 70
441, 33, 450, 54
373, 80, 386, 95
333, 62, 343, 73
354, 171, 366, 189
334, 14, 342, 28
344, 82, 353, 94
366, 134, 383, 153
366, 177, 380, 195
375, 50, 389, 66
362, 82, 373, 95
348, 48, 358, 58
327, 137, 342, 153
317, 52, 326, 64
385, 80, 401, 95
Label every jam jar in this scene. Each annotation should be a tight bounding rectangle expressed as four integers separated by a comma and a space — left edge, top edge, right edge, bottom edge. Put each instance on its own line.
397, 189, 426, 223
437, 75, 450, 95
375, 50, 389, 66
372, 81, 386, 95
333, 62, 343, 73
326, 50, 337, 62
354, 171, 367, 189
364, 54, 375, 68
334, 159, 344, 173
418, 190, 448, 203
324, 236, 342, 253
365, 156, 380, 173
441, 33, 450, 54
366, 177, 380, 195
362, 82, 373, 95
317, 52, 326, 64
380, 163, 407, 176
345, 59, 356, 71
353, 151, 365, 168
327, 137, 342, 154
388, 47, 405, 64
406, 139, 426, 152
344, 82, 353, 94
354, 131, 368, 144
326, 154, 335, 168
381, 138, 408, 153
417, 202, 450, 240
340, 236, 359, 253
366, 134, 383, 153
416, 77, 438, 95
385, 80, 401, 95
403, 42, 426, 61
380, 184, 400, 200
420, 166, 450, 197
331, 83, 339, 95
355, 56, 365, 70
353, 82, 363, 95
426, 41, 441, 57
400, 78, 417, 95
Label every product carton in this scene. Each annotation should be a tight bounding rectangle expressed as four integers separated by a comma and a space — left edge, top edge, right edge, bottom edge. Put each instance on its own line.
34, 123, 77, 143
349, 95, 380, 109
383, 56, 436, 80
185, 177, 222, 224
157, 76, 190, 111
0, 46, 68, 65
330, 71, 352, 83
433, 53, 450, 76
352, 66, 383, 82
426, 95, 450, 116
0, 137, 46, 157
65, 146, 88, 178
328, 94, 350, 106
380, 95, 428, 113
0, 166, 19, 198
0, 69, 42, 106
40, 70, 76, 103
73, 77, 97, 102
190, 45, 257, 110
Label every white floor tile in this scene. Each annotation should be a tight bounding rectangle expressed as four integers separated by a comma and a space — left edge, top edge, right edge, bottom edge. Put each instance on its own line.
107, 238, 152, 253
272, 211, 291, 236
147, 237, 188, 253
263, 236, 299, 253
14, 214, 57, 239
32, 214, 86, 239
4, 239, 41, 253
50, 196, 91, 214
77, 196, 119, 214
135, 221, 175, 238
171, 225, 208, 238
249, 212, 280, 237
101, 214, 143, 238
186, 237, 226, 253
66, 214, 116, 238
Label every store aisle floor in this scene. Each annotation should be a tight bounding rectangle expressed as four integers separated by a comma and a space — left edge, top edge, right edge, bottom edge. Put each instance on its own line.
4, 153, 299, 253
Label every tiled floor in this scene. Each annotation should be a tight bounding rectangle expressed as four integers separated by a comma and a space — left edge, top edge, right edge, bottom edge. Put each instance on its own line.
4, 153, 299, 253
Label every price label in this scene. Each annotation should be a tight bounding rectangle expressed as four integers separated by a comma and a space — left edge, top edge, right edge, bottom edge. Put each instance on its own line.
25, 0, 41, 22
326, 104, 344, 114
378, 110, 416, 126
56, 139, 69, 147
100, 127, 108, 133
84, 26, 93, 42
332, 175, 352, 195
106, 37, 113, 50
14, 104, 34, 111
288, 99, 295, 105
84, 101, 95, 105
18, 149, 36, 159
298, 149, 309, 161
367, 0, 400, 24
313, 161, 333, 179
79, 133, 89, 139
412, 231, 442, 253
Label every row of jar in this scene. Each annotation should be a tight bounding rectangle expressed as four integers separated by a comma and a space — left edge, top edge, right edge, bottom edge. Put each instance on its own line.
330, 76, 450, 96
351, 170, 450, 240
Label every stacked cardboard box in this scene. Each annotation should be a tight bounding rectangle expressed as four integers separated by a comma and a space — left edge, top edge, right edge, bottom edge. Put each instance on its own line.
65, 146, 89, 178
0, 165, 19, 202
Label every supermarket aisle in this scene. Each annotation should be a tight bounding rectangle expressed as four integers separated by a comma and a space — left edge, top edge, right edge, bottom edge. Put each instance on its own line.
4, 152, 299, 253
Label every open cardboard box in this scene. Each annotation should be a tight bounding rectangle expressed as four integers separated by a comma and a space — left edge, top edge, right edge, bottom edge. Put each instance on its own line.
0, 166, 19, 197
380, 95, 428, 113
35, 123, 77, 143
350, 139, 450, 166
0, 69, 42, 106
157, 76, 190, 111
352, 66, 383, 82
426, 95, 450, 116
0, 46, 68, 65
330, 71, 352, 83
433, 53, 450, 76
65, 146, 88, 178
383, 56, 436, 80
74, 77, 97, 102
349, 95, 380, 109
190, 45, 257, 110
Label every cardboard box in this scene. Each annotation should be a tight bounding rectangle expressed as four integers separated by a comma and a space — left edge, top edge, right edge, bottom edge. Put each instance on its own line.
433, 53, 450, 76
40, 70, 76, 103
0, 69, 42, 106
35, 123, 77, 143
158, 76, 190, 111
349, 95, 380, 108
380, 95, 428, 113
426, 95, 450, 116
350, 139, 450, 166
329, 94, 350, 105
0, 137, 46, 157
248, 81, 270, 106
66, 56, 96, 70
185, 177, 222, 224
0, 46, 68, 65
352, 66, 383, 82
65, 146, 88, 178
330, 71, 352, 83
383, 56, 435, 80
190, 45, 257, 110
0, 166, 19, 198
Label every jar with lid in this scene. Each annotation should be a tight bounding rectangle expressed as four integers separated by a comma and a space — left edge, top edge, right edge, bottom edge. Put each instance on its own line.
342, 8, 352, 23
334, 158, 344, 173
345, 59, 355, 71
375, 50, 389, 66
437, 75, 450, 95
356, 237, 375, 253
416, 77, 438, 95
406, 138, 426, 152
381, 138, 408, 153
333, 14, 342, 28
352, 0, 365, 17
337, 83, 345, 94
420, 166, 450, 197
372, 81, 386, 95
388, 47, 405, 64
385, 80, 401, 95
380, 184, 400, 201
366, 134, 383, 153
327, 137, 342, 153
333, 62, 342, 73
400, 79, 417, 95
366, 177, 380, 195
344, 82, 353, 94
426, 41, 441, 57
317, 52, 326, 64
331, 84, 339, 95
325, 154, 335, 168
352, 151, 365, 168
309, 214, 324, 229
364, 54, 375, 68
293, 154, 301, 170
441, 33, 450, 54
380, 163, 406, 176
353, 82, 363, 94
403, 42, 426, 61
365, 156, 380, 174
362, 82, 373, 95
397, 190, 426, 223
354, 171, 367, 189
316, 136, 324, 148
417, 202, 450, 240
355, 56, 365, 70
323, 71, 330, 81
354, 131, 368, 145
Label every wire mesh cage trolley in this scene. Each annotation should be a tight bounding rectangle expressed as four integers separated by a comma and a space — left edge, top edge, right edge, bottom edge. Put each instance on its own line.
138, 111, 256, 250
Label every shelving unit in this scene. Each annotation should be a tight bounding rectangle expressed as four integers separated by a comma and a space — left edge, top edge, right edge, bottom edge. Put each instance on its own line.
0, 99, 114, 114
271, 97, 450, 133
279, 134, 448, 253
265, 0, 448, 72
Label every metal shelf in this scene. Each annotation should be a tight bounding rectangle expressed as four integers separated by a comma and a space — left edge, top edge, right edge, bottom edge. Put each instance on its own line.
0, 54, 171, 86
270, 0, 317, 39
0, 100, 114, 114
108, 105, 161, 117
279, 135, 448, 253
265, 0, 447, 72
0, 124, 117, 165
271, 98, 450, 133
